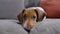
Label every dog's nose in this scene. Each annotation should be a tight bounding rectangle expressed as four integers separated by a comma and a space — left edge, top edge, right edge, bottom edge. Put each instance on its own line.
24, 28, 30, 33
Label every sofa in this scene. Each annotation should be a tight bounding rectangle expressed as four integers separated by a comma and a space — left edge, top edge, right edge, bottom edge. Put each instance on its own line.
29, 0, 60, 34
0, 0, 60, 34
0, 0, 28, 34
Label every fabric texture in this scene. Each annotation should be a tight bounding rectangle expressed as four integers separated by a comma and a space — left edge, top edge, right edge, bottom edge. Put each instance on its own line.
30, 19, 60, 34
0, 0, 25, 19
0, 19, 60, 34
40, 0, 60, 18
0, 19, 28, 34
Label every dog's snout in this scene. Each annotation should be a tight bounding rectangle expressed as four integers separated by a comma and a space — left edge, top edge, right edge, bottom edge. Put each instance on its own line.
24, 28, 30, 33
23, 19, 36, 30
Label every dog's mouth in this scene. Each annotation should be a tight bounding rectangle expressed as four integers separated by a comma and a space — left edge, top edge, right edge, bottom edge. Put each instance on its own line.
24, 28, 30, 33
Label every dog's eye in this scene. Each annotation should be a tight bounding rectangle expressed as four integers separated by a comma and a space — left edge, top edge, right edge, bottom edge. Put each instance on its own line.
32, 16, 36, 20
23, 15, 27, 20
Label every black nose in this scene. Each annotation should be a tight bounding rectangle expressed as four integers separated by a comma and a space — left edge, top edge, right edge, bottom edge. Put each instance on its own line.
24, 28, 30, 33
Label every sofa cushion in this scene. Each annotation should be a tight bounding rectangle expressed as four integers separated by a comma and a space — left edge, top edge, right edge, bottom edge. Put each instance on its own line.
40, 0, 60, 18
0, 19, 28, 34
30, 19, 60, 34
0, 0, 25, 19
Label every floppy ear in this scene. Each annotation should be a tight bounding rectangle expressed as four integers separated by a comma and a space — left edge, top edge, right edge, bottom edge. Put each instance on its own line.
34, 9, 47, 22
17, 9, 25, 24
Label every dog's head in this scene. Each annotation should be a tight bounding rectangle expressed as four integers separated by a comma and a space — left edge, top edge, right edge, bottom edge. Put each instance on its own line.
17, 7, 47, 31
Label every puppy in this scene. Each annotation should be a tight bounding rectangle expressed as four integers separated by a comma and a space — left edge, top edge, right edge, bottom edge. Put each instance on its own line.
17, 7, 47, 32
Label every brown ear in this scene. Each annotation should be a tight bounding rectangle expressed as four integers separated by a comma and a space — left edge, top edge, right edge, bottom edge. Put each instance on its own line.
17, 9, 25, 24
34, 9, 47, 22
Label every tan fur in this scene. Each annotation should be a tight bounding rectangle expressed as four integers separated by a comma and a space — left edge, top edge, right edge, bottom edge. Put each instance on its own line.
17, 7, 47, 30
